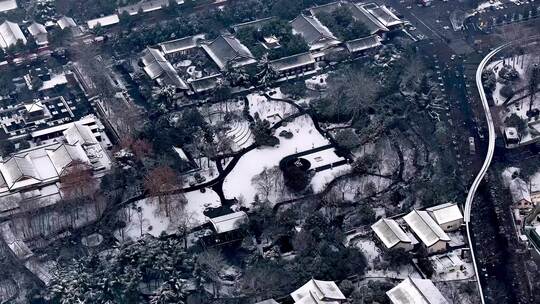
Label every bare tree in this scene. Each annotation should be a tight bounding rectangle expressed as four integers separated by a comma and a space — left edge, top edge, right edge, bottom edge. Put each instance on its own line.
144, 165, 178, 217
196, 249, 225, 298
59, 161, 96, 200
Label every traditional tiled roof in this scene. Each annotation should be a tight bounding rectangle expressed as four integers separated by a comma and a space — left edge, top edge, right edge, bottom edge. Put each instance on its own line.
403, 210, 450, 247
46, 143, 90, 175
425, 203, 463, 226
189, 74, 221, 93
0, 21, 27, 49
24, 101, 45, 113
290, 14, 337, 46
27, 22, 48, 45
0, 155, 41, 189
87, 14, 119, 29
141, 47, 189, 89
57, 16, 77, 29
347, 3, 388, 35
209, 211, 248, 234
387, 277, 449, 304
158, 34, 205, 55
269, 52, 315, 72
202, 35, 256, 70
291, 279, 346, 304
345, 34, 382, 53
371, 218, 412, 249
0, 0, 17, 13
366, 5, 403, 28
231, 17, 276, 32
63, 123, 98, 146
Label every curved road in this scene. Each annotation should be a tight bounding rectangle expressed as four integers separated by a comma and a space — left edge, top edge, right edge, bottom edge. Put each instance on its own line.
465, 38, 539, 303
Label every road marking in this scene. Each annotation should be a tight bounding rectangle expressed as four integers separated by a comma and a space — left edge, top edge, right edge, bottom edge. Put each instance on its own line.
409, 12, 445, 40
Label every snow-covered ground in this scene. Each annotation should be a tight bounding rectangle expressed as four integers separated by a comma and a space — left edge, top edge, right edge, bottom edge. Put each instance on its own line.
223, 114, 346, 205
115, 189, 220, 242
248, 93, 297, 127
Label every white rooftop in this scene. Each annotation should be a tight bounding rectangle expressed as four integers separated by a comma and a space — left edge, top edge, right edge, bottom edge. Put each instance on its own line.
387, 277, 449, 304
0, 0, 17, 13
57, 16, 77, 29
209, 211, 248, 234
0, 21, 27, 49
291, 279, 346, 304
403, 210, 450, 247
87, 14, 120, 29
425, 203, 463, 225
371, 218, 412, 249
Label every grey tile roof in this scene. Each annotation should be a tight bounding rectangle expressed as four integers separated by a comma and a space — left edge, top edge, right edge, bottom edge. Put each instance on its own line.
189, 74, 221, 93
269, 52, 315, 72
141, 47, 189, 89
159, 34, 205, 55
202, 35, 256, 70
291, 14, 337, 46
347, 3, 388, 34
0, 21, 27, 49
345, 34, 382, 53
367, 6, 403, 28
371, 218, 412, 249
403, 210, 450, 247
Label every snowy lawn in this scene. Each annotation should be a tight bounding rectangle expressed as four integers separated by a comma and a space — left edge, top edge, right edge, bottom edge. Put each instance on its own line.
248, 93, 298, 127
115, 189, 220, 242
223, 114, 343, 205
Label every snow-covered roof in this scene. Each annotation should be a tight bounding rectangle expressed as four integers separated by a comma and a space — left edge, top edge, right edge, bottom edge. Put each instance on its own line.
159, 34, 205, 55
349, 3, 389, 34
202, 35, 256, 70
24, 101, 45, 113
270, 52, 315, 72
255, 300, 279, 304
387, 277, 449, 304
425, 203, 463, 226
27, 22, 48, 45
209, 211, 248, 234
366, 5, 403, 28
39, 74, 68, 91
0, 155, 41, 190
291, 279, 346, 304
57, 16, 77, 29
345, 35, 382, 53
27, 22, 47, 37
0, 21, 27, 49
141, 47, 189, 89
87, 14, 120, 29
118, 0, 169, 15
403, 210, 450, 247
291, 14, 339, 46
46, 143, 90, 175
189, 74, 221, 93
0, 0, 17, 13
371, 218, 412, 249
63, 123, 98, 146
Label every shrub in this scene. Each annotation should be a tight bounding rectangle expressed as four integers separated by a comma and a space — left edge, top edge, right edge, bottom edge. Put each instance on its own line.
279, 130, 293, 139
500, 84, 515, 98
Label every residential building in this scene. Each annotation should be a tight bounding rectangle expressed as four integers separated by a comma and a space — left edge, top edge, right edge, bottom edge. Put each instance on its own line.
27, 22, 48, 46
386, 277, 449, 304
0, 0, 17, 13
158, 34, 206, 58
140, 47, 189, 91
87, 15, 120, 29
269, 52, 316, 78
345, 34, 382, 56
426, 202, 464, 232
403, 210, 451, 253
290, 14, 340, 54
290, 279, 347, 304
371, 218, 414, 251
202, 34, 257, 71
0, 21, 27, 49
